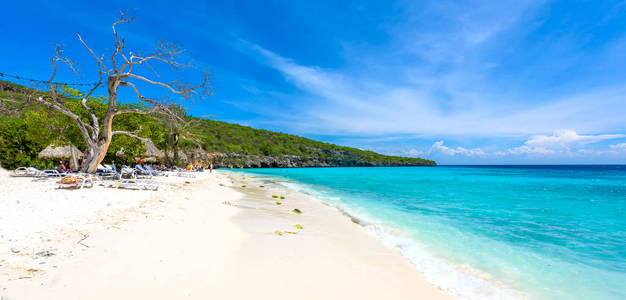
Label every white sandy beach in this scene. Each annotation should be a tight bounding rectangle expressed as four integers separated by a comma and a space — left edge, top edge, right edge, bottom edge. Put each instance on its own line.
0, 167, 453, 299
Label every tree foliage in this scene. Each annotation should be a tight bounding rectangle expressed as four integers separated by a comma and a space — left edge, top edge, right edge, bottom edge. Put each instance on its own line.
0, 80, 435, 169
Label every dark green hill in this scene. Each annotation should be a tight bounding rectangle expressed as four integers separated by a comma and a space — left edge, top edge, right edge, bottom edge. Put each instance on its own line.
0, 80, 435, 169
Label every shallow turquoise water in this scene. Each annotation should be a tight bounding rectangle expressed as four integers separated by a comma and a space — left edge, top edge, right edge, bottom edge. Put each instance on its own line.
229, 166, 626, 299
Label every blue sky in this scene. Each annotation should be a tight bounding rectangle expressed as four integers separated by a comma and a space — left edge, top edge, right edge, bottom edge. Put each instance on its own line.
2, 0, 626, 164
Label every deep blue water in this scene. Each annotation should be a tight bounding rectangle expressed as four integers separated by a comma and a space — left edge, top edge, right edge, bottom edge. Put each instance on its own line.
229, 166, 626, 299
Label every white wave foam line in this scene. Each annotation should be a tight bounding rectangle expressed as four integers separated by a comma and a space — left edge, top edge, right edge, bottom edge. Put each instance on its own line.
364, 224, 524, 300
312, 197, 525, 300
239, 173, 524, 299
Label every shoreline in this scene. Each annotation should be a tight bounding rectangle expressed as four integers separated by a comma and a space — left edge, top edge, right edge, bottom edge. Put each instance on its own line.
1, 169, 453, 299
222, 171, 454, 299
227, 170, 523, 300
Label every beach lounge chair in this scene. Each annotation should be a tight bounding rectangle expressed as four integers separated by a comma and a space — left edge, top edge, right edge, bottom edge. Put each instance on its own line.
104, 168, 158, 190
13, 167, 65, 178
173, 167, 196, 178
144, 165, 165, 177
134, 165, 153, 179
56, 174, 96, 189
38, 169, 64, 177
96, 165, 117, 180
12, 167, 42, 177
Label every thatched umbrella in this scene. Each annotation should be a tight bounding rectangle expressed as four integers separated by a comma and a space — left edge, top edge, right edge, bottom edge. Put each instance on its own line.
38, 144, 84, 170
143, 157, 157, 162
143, 140, 165, 159
115, 147, 126, 158
116, 143, 165, 162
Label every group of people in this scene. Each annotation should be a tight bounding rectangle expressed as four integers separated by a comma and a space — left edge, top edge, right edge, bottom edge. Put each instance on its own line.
57, 160, 72, 173
185, 162, 214, 173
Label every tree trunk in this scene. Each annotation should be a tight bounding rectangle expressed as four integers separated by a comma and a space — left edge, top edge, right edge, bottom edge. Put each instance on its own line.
81, 144, 106, 173
80, 78, 118, 173
173, 133, 180, 165
69, 145, 79, 170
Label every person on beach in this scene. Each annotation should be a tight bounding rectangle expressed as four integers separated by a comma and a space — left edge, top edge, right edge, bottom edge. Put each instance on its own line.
57, 160, 67, 172
186, 162, 193, 171
210, 163, 213, 173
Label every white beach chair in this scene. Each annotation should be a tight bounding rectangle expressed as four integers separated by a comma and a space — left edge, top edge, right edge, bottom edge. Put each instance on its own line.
134, 165, 153, 179
12, 167, 42, 177
96, 166, 117, 180
56, 174, 96, 189
38, 169, 64, 178
175, 167, 197, 178
144, 165, 166, 177
105, 168, 158, 190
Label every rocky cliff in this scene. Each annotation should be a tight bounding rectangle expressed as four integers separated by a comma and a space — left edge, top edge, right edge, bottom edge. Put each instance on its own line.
189, 151, 436, 168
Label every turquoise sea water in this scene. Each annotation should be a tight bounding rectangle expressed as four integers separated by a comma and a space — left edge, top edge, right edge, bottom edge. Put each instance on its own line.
229, 166, 626, 299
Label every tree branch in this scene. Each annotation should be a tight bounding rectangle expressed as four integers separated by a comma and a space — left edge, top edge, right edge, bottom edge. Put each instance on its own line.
33, 96, 94, 146
114, 81, 185, 121
124, 72, 209, 99
111, 10, 134, 74
77, 33, 109, 75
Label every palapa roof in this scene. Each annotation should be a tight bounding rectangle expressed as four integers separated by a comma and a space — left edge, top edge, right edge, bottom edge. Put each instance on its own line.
143, 140, 165, 158
115, 147, 126, 157
38, 144, 84, 159
115, 140, 165, 159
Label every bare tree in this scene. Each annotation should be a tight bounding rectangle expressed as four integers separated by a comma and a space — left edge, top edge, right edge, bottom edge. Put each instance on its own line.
31, 11, 209, 172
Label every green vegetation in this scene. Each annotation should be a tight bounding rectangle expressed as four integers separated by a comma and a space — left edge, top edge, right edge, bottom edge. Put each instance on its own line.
272, 195, 279, 198
292, 209, 302, 214
275, 201, 282, 205
280, 196, 285, 199
0, 80, 436, 169
294, 224, 303, 229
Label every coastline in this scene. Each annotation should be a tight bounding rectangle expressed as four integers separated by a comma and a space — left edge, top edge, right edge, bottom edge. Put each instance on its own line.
226, 170, 523, 300
1, 168, 453, 299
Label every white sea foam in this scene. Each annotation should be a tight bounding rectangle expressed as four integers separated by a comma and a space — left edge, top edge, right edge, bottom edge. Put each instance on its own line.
364, 224, 522, 300
264, 173, 525, 300
233, 171, 522, 299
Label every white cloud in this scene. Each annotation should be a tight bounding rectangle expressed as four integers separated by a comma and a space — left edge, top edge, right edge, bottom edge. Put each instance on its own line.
404, 149, 425, 157
430, 141, 485, 156
525, 130, 625, 147
230, 2, 626, 164
246, 43, 626, 138
610, 143, 626, 151
507, 130, 626, 155
507, 145, 554, 155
